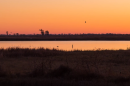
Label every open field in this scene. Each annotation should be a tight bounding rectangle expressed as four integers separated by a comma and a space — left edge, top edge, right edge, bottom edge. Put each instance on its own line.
1, 34, 130, 41
1, 48, 130, 86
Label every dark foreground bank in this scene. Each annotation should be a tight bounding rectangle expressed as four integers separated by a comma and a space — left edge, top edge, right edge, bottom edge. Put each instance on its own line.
1, 48, 130, 86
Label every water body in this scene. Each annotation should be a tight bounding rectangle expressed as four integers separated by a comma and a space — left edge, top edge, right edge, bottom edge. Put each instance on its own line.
0, 41, 130, 51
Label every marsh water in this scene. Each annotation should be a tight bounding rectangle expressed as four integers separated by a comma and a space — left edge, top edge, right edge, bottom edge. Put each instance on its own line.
0, 41, 130, 51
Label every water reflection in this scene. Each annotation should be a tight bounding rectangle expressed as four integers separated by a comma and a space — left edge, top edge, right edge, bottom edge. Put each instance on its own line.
0, 41, 130, 51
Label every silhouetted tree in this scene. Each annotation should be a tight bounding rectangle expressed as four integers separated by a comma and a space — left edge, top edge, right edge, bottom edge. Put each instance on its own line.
6, 31, 8, 35
45, 30, 49, 35
39, 29, 44, 35
16, 33, 19, 36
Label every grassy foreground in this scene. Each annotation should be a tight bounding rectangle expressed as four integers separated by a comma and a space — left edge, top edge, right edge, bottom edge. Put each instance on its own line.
1, 48, 130, 86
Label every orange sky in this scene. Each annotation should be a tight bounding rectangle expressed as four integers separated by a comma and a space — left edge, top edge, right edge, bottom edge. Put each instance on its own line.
0, 0, 130, 34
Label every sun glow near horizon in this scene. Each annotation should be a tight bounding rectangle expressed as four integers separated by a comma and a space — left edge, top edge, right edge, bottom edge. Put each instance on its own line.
0, 0, 130, 34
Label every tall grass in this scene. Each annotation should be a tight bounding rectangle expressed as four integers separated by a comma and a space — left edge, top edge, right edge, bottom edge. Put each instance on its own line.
1, 48, 130, 85
1, 47, 130, 58
0, 47, 65, 57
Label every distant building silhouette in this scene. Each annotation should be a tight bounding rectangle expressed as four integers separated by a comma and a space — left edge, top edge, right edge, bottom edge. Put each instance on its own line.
45, 30, 49, 35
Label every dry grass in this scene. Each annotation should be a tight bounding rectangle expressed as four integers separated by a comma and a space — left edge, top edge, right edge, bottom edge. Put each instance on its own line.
1, 48, 130, 85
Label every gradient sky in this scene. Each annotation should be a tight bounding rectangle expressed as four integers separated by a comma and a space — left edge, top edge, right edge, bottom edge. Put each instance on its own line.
0, 0, 130, 34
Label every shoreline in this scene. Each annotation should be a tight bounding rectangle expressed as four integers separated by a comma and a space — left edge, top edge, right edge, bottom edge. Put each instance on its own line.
1, 35, 130, 41
1, 39, 130, 41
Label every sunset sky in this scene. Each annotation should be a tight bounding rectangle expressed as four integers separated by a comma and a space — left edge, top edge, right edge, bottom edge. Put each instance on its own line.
0, 0, 130, 34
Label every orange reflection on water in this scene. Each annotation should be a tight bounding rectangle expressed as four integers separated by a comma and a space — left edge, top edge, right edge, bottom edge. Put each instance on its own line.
0, 41, 130, 51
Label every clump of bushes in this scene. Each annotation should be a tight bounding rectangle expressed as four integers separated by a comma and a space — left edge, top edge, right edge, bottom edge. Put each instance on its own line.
47, 65, 72, 77
27, 64, 103, 81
